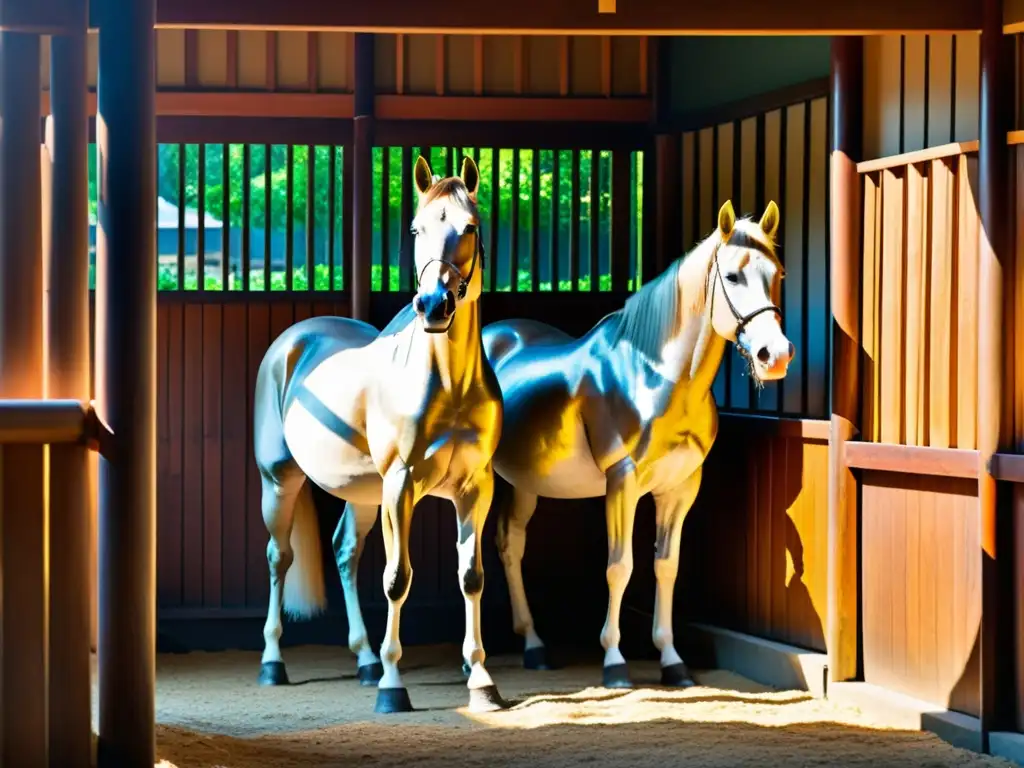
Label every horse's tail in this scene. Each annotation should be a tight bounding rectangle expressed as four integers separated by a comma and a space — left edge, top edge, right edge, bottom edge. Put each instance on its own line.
282, 481, 328, 620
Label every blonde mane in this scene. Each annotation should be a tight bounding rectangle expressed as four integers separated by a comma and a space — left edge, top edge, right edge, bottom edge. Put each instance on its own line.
608, 217, 778, 362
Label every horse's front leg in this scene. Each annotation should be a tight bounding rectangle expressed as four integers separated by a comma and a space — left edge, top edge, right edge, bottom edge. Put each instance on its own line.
600, 455, 639, 688
652, 468, 702, 688
375, 465, 416, 713
455, 464, 508, 712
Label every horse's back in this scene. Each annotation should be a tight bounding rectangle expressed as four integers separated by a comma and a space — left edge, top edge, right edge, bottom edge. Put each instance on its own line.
482, 318, 577, 371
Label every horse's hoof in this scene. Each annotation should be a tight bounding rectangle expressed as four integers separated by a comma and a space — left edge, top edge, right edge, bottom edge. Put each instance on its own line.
375, 687, 414, 714
602, 663, 632, 689
258, 661, 289, 686
660, 662, 696, 688
468, 684, 509, 713
462, 661, 472, 678
358, 662, 384, 686
523, 646, 553, 671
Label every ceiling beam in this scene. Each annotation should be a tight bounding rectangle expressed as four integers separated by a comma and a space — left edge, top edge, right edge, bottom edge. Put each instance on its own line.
146, 0, 983, 34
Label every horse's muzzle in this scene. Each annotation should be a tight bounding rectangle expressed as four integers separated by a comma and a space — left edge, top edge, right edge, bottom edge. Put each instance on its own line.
414, 288, 456, 333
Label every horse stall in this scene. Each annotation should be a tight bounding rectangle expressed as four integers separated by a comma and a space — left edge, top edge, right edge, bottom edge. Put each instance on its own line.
3, 0, 1024, 765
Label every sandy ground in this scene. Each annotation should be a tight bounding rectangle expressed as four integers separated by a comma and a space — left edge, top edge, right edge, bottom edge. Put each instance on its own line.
112, 644, 1014, 768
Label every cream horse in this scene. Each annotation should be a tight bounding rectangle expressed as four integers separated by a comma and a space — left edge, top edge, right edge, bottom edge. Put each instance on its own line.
253, 155, 507, 713
481, 200, 794, 688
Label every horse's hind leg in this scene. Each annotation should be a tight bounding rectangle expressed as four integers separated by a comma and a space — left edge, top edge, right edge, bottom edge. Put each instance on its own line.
496, 488, 549, 670
652, 469, 701, 688
332, 502, 383, 685
259, 466, 305, 686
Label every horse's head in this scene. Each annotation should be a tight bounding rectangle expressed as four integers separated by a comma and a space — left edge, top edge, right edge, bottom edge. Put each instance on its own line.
704, 199, 794, 382
409, 154, 483, 334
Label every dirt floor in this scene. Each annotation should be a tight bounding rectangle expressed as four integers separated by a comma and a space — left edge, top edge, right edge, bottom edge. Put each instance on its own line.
118, 644, 1014, 768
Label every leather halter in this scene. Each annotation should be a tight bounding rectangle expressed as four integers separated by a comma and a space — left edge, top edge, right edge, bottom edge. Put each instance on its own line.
707, 231, 783, 358
414, 224, 485, 332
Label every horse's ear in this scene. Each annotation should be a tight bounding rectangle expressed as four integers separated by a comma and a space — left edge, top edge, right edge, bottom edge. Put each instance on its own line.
759, 200, 780, 241
460, 155, 480, 199
717, 200, 735, 239
414, 155, 433, 197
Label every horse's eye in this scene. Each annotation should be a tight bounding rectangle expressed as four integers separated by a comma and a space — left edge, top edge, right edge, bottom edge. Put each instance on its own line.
725, 272, 740, 285
464, 224, 477, 235
409, 226, 419, 237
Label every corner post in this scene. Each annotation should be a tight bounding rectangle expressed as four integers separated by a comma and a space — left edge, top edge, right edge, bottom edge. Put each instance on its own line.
826, 35, 863, 686
650, 36, 680, 279
352, 33, 375, 322
94, 0, 158, 762
45, 7, 93, 765
978, 0, 1014, 747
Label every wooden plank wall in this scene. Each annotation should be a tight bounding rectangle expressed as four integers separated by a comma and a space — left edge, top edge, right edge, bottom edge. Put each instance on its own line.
862, 34, 981, 161
680, 95, 830, 421
38, 30, 649, 98
858, 146, 983, 716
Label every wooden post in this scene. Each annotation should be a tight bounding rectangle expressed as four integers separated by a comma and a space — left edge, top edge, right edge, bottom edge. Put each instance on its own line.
94, 0, 157, 762
0, 29, 48, 768
826, 35, 863, 686
45, 19, 93, 768
978, 0, 1014, 746
649, 37, 680, 278
351, 33, 374, 322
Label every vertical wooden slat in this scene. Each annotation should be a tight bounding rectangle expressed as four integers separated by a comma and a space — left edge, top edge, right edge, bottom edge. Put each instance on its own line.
306, 145, 316, 290
396, 34, 406, 95
861, 173, 881, 443
956, 154, 979, 449
570, 149, 581, 290
328, 145, 337, 290
681, 131, 695, 254
381, 147, 391, 292
904, 162, 926, 446
184, 29, 199, 87
928, 34, 955, 146
551, 149, 562, 290
783, 103, 806, 416
202, 305, 223, 607
488, 146, 499, 292
220, 304, 248, 607
198, 144, 207, 291
589, 150, 600, 291
435, 34, 445, 96
511, 149, 521, 290
600, 36, 611, 97
164, 304, 184, 610
242, 144, 251, 290
513, 36, 525, 95
177, 143, 185, 289
879, 168, 906, 444
760, 112, 782, 413
245, 304, 270, 606
182, 306, 204, 606
903, 35, 928, 153
1016, 146, 1024, 451
530, 149, 540, 291
611, 149, 630, 292
264, 144, 272, 290
286, 144, 294, 290
308, 31, 319, 92
638, 36, 649, 95
222, 144, 231, 289
954, 32, 981, 143
266, 31, 278, 91
558, 37, 570, 96
472, 35, 482, 96
806, 97, 829, 419
343, 142, 354, 293
226, 30, 239, 88
928, 157, 955, 448
400, 146, 413, 291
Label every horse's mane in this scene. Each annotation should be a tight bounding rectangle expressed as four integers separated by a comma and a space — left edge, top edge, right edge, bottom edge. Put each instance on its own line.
607, 216, 777, 362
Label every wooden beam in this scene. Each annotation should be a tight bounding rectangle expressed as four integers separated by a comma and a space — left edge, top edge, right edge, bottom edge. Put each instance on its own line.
149, 0, 984, 34
94, 0, 158, 761
374, 94, 649, 122
827, 35, 863, 687
0, 0, 84, 33
844, 442, 979, 479
977, 0, 1015, 745
0, 31, 48, 766
44, 24, 93, 768
395, 33, 406, 94
351, 32, 373, 322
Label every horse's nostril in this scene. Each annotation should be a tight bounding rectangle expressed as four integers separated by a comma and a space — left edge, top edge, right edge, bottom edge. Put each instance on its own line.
788, 341, 795, 359
756, 346, 771, 364
413, 295, 426, 314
